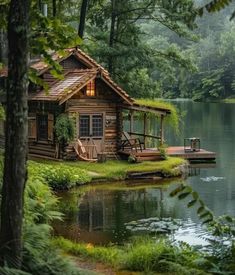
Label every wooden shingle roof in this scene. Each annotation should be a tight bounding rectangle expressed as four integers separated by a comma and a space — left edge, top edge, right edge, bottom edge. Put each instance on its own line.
29, 70, 97, 102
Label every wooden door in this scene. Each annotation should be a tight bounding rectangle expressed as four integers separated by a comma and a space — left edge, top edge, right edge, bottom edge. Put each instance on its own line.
79, 113, 104, 158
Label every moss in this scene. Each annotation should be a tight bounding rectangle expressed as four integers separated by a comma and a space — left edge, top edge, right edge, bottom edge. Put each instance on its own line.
34, 157, 186, 182
135, 99, 180, 133
222, 98, 235, 103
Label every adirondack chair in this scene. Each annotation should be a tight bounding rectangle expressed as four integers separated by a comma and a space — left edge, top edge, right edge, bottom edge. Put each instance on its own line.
120, 131, 143, 152
74, 139, 97, 162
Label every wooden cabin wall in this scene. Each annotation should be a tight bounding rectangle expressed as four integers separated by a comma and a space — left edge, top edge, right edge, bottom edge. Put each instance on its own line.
60, 55, 88, 71
65, 79, 123, 159
28, 101, 64, 159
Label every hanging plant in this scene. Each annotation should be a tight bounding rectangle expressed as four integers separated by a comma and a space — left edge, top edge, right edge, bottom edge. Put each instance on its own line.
54, 114, 75, 144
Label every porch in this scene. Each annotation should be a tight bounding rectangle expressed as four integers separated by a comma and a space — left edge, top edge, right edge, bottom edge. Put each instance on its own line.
119, 101, 216, 163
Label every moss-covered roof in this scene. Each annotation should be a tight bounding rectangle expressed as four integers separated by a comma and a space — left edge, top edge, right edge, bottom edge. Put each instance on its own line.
134, 99, 173, 113
132, 99, 179, 132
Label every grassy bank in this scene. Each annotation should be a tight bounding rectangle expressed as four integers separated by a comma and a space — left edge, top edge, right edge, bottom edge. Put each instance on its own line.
53, 237, 212, 274
31, 157, 186, 187
222, 98, 235, 103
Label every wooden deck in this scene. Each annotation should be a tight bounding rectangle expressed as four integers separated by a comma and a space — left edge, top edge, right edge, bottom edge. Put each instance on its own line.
119, 146, 216, 162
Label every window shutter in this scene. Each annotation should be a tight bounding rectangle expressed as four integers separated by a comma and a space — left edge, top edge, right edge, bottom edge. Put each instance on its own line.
48, 114, 54, 141
28, 115, 36, 140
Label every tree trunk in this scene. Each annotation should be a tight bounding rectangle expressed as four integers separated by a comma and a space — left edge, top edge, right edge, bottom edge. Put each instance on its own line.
0, 0, 29, 269
38, 0, 42, 12
0, 30, 7, 64
52, 0, 57, 17
108, 0, 116, 75
78, 0, 89, 38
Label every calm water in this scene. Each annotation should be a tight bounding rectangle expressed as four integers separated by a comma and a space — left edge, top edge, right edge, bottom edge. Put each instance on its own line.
54, 101, 235, 245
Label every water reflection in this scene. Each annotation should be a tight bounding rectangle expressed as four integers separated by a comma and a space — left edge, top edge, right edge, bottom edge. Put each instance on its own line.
54, 181, 208, 245
54, 101, 235, 245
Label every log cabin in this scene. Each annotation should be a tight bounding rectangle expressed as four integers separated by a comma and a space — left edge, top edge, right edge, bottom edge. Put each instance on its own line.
0, 47, 171, 161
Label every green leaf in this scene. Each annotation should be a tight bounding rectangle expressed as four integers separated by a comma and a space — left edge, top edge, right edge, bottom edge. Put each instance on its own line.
178, 192, 191, 200
192, 191, 199, 200
202, 218, 213, 225
225, 215, 233, 223
169, 185, 186, 197
199, 211, 212, 219
197, 206, 204, 214
187, 199, 197, 208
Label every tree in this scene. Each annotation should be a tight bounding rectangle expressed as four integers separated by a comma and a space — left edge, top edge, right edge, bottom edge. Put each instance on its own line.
78, 0, 89, 38
0, 0, 30, 268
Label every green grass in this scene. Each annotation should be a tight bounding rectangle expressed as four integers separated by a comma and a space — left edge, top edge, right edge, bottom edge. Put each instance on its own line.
222, 98, 235, 103
53, 237, 209, 274
33, 157, 185, 181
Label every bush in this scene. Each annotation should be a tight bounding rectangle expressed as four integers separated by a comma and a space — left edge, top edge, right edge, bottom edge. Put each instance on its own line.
29, 161, 92, 190
55, 114, 75, 144
122, 238, 207, 274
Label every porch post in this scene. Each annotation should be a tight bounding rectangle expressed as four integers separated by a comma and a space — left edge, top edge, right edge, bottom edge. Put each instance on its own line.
143, 113, 147, 149
160, 114, 164, 146
129, 110, 134, 135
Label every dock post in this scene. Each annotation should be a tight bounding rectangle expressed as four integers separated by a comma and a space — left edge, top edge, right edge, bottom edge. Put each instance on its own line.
160, 115, 164, 146
143, 113, 147, 149
129, 110, 134, 136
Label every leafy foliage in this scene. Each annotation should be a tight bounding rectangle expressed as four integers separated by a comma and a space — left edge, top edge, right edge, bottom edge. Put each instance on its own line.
135, 99, 180, 133
28, 161, 91, 190
55, 114, 76, 144
54, 236, 212, 274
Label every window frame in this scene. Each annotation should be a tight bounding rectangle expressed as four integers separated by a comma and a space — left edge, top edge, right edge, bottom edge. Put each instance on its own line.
79, 113, 104, 139
85, 79, 96, 97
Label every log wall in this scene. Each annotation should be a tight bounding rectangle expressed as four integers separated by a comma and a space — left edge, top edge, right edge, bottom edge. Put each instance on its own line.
65, 98, 119, 159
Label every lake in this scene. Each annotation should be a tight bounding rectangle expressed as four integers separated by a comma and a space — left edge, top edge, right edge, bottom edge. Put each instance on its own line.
54, 101, 235, 246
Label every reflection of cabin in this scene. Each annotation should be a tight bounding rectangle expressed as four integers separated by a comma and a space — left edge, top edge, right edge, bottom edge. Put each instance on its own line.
0, 48, 171, 160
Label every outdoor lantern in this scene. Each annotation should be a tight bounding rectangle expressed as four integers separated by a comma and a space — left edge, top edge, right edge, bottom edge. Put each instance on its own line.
184, 137, 200, 152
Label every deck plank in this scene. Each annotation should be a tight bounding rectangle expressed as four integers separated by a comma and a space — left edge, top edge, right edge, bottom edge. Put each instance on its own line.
119, 146, 216, 161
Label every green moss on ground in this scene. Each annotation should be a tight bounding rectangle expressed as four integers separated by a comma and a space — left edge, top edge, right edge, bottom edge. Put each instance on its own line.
32, 157, 186, 182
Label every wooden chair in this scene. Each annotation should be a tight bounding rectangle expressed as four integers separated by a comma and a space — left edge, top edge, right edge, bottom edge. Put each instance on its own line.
120, 131, 143, 152
74, 139, 97, 162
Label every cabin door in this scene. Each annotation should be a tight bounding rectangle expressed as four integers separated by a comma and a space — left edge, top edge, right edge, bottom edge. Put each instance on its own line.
79, 113, 104, 158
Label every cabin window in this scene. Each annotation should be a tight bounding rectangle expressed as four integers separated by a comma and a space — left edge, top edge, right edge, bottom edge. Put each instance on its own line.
36, 114, 54, 141
80, 115, 90, 137
86, 79, 95, 96
92, 115, 103, 136
28, 116, 36, 140
79, 114, 103, 137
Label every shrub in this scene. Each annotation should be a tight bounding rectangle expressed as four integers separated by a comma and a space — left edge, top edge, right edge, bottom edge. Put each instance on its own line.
55, 114, 75, 144
29, 162, 92, 190
24, 177, 62, 224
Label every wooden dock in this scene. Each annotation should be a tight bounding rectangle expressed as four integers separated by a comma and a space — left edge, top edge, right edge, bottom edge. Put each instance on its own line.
167, 146, 216, 161
119, 146, 216, 162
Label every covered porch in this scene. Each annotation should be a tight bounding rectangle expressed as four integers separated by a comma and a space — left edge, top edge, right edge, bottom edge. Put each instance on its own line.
118, 101, 171, 161
118, 101, 216, 162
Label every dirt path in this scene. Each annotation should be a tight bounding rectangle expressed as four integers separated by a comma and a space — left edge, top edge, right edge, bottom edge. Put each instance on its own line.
72, 256, 141, 275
